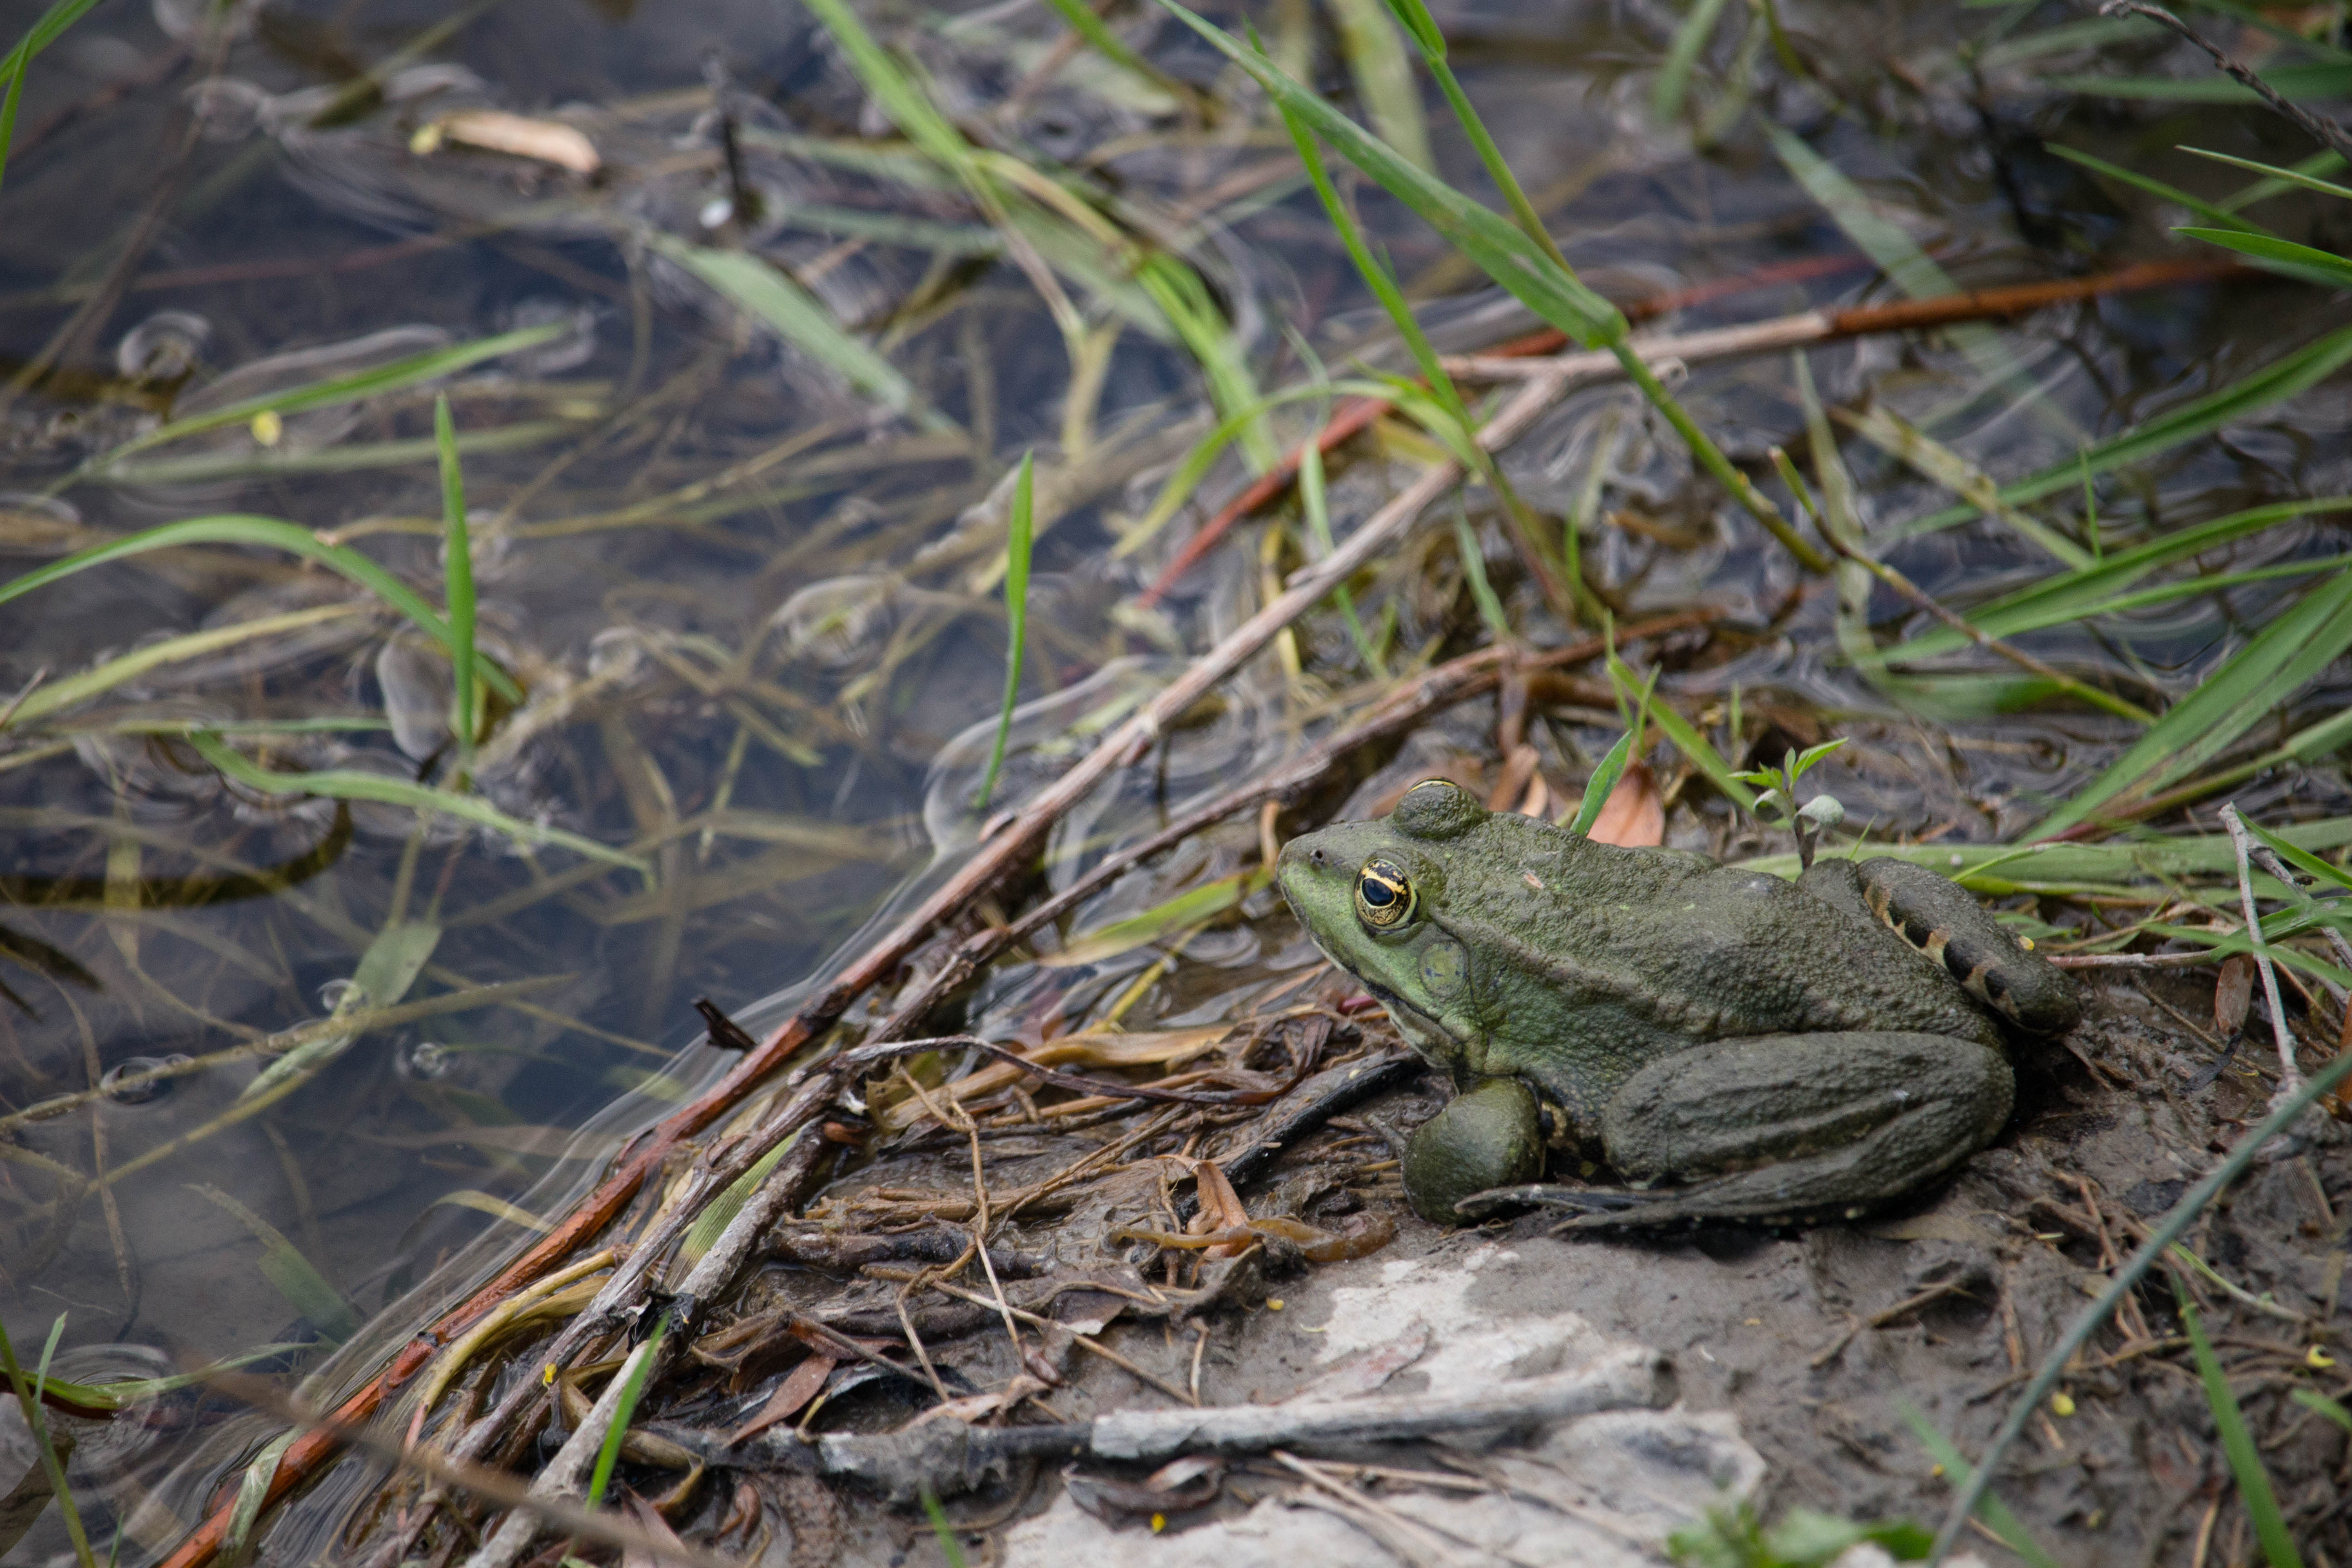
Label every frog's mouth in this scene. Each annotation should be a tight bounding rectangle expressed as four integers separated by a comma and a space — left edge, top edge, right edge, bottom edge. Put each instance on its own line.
1299, 940, 1461, 1064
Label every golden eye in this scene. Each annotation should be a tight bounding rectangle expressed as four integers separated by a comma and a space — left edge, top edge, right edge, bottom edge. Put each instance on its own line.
1355, 856, 1416, 930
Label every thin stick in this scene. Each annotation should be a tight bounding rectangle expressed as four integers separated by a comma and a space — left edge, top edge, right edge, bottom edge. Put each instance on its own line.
1926, 1043, 2352, 1564
918, 1278, 1197, 1405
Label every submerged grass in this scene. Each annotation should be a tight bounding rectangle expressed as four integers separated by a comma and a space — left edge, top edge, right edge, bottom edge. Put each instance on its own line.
973, 451, 1034, 812
0, 1315, 98, 1568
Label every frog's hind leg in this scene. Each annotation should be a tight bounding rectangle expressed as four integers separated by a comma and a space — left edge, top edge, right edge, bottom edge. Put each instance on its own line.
1460, 1030, 2012, 1229
1806, 857, 2080, 1034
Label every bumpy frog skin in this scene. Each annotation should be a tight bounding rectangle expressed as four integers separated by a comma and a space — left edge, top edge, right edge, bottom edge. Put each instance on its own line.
1276, 779, 2081, 1227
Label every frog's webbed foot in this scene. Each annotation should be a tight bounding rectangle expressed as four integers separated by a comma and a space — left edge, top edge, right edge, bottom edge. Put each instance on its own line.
1801, 856, 2080, 1034
1569, 1030, 2014, 1228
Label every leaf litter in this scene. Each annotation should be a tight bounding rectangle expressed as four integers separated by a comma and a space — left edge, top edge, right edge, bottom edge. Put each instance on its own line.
1, 1, 2352, 1566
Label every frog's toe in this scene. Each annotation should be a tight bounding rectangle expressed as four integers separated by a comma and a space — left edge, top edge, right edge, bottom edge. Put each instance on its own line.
1402, 1077, 1543, 1225
1450, 1183, 1646, 1222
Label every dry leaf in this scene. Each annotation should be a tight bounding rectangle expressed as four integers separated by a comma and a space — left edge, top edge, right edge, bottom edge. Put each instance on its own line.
1514, 769, 1551, 819
417, 110, 600, 175
2215, 954, 2254, 1037
724, 1354, 837, 1446
1585, 760, 1665, 847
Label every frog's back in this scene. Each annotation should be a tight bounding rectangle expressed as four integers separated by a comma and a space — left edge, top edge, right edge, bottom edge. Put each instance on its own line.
1443, 813, 2000, 1080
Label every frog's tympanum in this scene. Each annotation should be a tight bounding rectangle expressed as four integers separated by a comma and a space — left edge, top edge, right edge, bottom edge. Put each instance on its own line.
1277, 779, 2080, 1228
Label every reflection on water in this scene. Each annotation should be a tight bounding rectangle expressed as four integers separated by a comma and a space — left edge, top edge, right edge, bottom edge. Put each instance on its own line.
1, 0, 2350, 1559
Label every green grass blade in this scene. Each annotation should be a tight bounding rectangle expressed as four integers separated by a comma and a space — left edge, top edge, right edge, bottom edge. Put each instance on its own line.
0, 0, 108, 196
2043, 62, 2352, 102
1871, 499, 2352, 665
436, 396, 477, 762
1607, 650, 1757, 811
1453, 505, 1512, 642
587, 1321, 666, 1509
920, 1486, 971, 1568
1, 602, 370, 732
1897, 1403, 2064, 1568
1154, 0, 1821, 569
220, 1431, 296, 1565
1134, 252, 1274, 469
2180, 1288, 2305, 1568
2045, 143, 2275, 232
1769, 124, 2034, 397
678, 1131, 799, 1267
2033, 567, 2352, 836
974, 452, 1034, 811
1385, 0, 1571, 272
1112, 377, 1395, 556
0, 515, 523, 703
1329, 0, 1436, 175
1567, 730, 1637, 837
1299, 442, 1386, 676
2187, 146, 2352, 208
797, 0, 973, 172
0, 55, 23, 203
2292, 1390, 2352, 1434
2176, 226, 2352, 288
1839, 403, 2091, 567
1654, 0, 1734, 122
2241, 817, 2352, 894
89, 419, 575, 487
646, 234, 933, 426
1, 1316, 96, 1568
1149, 0, 1622, 346
1271, 97, 1480, 449
1035, 0, 1183, 101
1767, 125, 1955, 300
1899, 323, 2352, 539
1043, 865, 1271, 968
241, 921, 441, 1102
191, 1185, 362, 1343
90, 323, 563, 473
186, 732, 646, 870
16, 1345, 314, 1414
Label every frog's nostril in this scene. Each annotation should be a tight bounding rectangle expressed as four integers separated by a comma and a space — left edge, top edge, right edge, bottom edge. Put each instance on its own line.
1311, 849, 1325, 864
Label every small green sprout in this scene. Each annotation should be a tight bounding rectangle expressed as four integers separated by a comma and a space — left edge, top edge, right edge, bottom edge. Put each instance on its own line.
1730, 738, 1849, 870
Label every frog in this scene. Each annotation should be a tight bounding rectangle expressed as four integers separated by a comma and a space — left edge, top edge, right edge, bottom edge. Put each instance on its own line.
1274, 778, 2081, 1228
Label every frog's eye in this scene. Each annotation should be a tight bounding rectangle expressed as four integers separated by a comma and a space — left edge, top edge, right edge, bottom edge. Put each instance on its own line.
1355, 856, 1416, 931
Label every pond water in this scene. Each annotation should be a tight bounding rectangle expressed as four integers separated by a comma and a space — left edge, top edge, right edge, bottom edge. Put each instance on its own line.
2, 0, 2351, 1561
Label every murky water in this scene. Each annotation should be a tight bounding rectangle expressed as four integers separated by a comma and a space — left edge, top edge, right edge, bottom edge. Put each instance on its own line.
4, 0, 2351, 1560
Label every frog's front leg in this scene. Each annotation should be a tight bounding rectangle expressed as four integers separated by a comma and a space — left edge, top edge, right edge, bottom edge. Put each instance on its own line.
1400, 1077, 1543, 1225
1462, 1031, 2011, 1228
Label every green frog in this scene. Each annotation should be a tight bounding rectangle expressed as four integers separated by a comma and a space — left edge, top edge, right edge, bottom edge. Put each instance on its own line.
1276, 779, 2080, 1227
